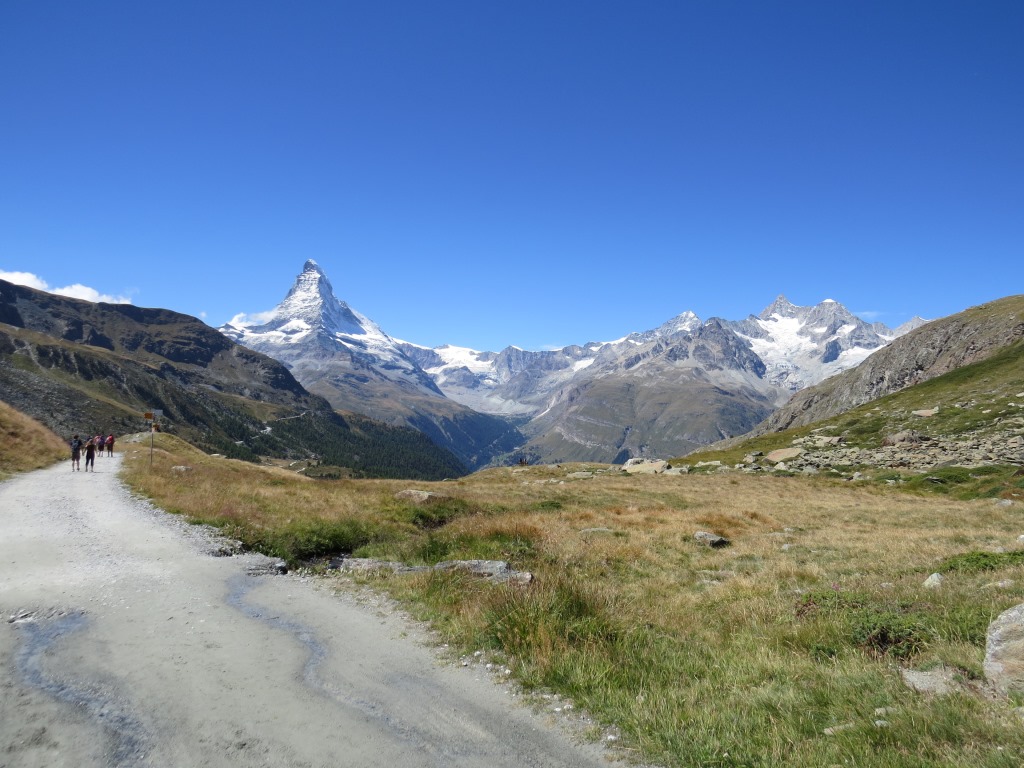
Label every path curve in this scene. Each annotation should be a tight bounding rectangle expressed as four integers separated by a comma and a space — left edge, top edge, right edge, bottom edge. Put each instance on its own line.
0, 455, 616, 767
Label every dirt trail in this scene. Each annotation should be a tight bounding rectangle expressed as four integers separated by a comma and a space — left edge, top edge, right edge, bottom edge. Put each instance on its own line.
0, 456, 615, 767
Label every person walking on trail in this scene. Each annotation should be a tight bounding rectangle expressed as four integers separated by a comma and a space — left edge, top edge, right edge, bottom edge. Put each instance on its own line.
106, 434, 115, 456
69, 434, 82, 471
84, 438, 97, 472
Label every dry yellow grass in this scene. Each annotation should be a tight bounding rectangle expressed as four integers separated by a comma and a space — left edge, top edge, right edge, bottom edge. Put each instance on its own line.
121, 438, 1024, 767
0, 399, 69, 477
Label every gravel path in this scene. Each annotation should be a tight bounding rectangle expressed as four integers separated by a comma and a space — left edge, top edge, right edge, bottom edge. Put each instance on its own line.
0, 456, 617, 767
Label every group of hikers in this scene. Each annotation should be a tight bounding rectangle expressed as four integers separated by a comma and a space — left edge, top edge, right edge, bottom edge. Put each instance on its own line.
69, 433, 115, 472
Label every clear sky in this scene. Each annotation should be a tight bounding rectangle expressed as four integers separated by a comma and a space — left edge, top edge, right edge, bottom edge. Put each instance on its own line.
1, 2, 1021, 351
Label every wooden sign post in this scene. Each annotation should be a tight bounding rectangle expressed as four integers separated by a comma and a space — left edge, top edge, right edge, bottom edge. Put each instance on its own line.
144, 410, 163, 467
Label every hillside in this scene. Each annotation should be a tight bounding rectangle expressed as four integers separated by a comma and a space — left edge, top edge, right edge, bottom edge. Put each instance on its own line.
0, 398, 68, 478
751, 295, 1024, 436
681, 327, 1024, 479
0, 280, 465, 480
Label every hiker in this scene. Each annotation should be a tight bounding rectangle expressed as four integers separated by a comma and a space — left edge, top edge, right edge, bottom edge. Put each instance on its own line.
106, 434, 115, 456
70, 434, 82, 471
84, 438, 97, 472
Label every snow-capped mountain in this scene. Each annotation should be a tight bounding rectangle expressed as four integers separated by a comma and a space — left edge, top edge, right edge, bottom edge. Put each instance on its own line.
723, 296, 901, 391
223, 262, 926, 466
220, 261, 524, 470
221, 260, 441, 395
403, 295, 915, 418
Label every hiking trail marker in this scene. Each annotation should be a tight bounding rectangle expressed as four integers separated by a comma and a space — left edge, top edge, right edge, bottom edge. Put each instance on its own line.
145, 410, 163, 466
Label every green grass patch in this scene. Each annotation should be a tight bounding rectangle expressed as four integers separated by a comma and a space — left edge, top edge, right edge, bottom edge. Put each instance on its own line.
239, 518, 382, 563
939, 550, 1024, 574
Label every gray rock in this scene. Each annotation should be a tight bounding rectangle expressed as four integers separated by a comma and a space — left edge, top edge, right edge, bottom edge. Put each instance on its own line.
694, 531, 730, 548
764, 448, 804, 464
622, 458, 669, 474
823, 723, 855, 736
566, 471, 594, 479
985, 602, 1024, 695
882, 430, 925, 446
900, 667, 959, 695
923, 573, 944, 589
433, 559, 534, 584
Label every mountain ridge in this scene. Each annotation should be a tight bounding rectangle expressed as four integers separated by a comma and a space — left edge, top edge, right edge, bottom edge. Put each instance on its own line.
222, 263, 925, 465
0, 278, 465, 479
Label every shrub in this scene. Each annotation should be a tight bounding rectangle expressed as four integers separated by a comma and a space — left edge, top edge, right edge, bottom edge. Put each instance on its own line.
850, 609, 931, 659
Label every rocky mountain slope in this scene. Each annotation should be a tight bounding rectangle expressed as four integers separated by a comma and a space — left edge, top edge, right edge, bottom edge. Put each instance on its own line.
749, 295, 1024, 436
0, 279, 464, 479
220, 261, 524, 470
680, 319, 1023, 479
226, 262, 920, 466
406, 295, 917, 463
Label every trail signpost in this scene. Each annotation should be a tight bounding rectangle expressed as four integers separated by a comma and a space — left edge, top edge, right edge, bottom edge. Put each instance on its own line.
145, 410, 163, 466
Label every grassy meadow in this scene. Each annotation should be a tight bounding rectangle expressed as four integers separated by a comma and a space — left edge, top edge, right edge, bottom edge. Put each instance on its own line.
120, 432, 1024, 767
0, 399, 69, 479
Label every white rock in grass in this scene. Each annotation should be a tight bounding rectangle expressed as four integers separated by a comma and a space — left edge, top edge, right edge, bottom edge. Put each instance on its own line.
823, 722, 855, 736
923, 573, 944, 589
985, 602, 1024, 695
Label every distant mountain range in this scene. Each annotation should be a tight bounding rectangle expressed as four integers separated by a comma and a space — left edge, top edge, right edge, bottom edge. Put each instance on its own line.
223, 261, 928, 465
0, 279, 465, 480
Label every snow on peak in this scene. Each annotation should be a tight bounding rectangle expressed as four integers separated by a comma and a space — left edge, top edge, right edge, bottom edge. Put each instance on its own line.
220, 262, 427, 385
759, 295, 800, 320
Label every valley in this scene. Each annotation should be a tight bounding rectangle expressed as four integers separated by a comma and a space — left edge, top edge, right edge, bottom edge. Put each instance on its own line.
1, 280, 1022, 767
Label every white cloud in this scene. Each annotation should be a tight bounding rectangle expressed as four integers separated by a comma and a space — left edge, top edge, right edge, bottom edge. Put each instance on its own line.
226, 310, 276, 328
0, 271, 48, 291
0, 270, 132, 304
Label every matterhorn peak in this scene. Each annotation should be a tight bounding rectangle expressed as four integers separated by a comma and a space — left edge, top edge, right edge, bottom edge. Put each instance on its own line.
283, 260, 335, 307
221, 261, 378, 343
268, 261, 373, 337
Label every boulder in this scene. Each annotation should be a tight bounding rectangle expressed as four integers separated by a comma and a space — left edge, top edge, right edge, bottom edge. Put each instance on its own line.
882, 430, 925, 446
764, 448, 804, 464
694, 531, 730, 548
621, 458, 669, 474
985, 602, 1024, 695
434, 559, 534, 585
923, 573, 944, 589
912, 407, 939, 417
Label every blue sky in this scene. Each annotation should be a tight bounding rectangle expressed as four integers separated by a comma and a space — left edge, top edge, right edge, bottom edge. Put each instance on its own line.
1, 2, 1021, 351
